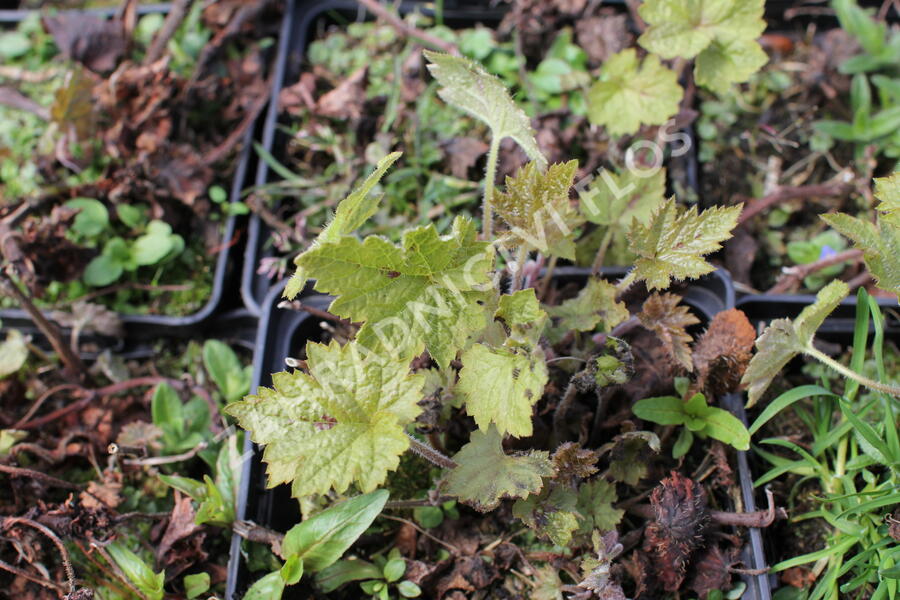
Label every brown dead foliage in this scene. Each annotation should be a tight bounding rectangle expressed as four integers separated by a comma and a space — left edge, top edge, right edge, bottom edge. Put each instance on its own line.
691, 309, 756, 397
642, 472, 710, 592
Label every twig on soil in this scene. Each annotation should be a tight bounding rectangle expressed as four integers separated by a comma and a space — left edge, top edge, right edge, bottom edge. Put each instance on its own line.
144, 0, 194, 65
737, 181, 854, 225
0, 65, 61, 83
13, 384, 82, 428
185, 0, 276, 94
232, 519, 286, 557
203, 80, 272, 165
0, 557, 65, 594
0, 87, 50, 120
0, 271, 85, 382
0, 464, 84, 491
356, 0, 458, 54
121, 427, 231, 466
16, 377, 181, 430
277, 300, 348, 325
2, 517, 76, 594
766, 248, 864, 294
379, 514, 461, 555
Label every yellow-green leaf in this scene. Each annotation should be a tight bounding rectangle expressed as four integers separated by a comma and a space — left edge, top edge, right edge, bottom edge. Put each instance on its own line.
586, 49, 682, 137
458, 343, 547, 438
224, 341, 425, 497
296, 217, 493, 368
285, 152, 402, 299
546, 278, 628, 341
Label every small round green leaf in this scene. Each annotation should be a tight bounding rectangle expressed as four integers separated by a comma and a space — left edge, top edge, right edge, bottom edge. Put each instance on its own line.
84, 254, 123, 287
398, 581, 422, 598
382, 558, 405, 583
65, 198, 109, 237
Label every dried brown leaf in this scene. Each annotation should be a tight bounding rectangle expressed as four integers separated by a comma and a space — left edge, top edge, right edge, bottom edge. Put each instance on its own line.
643, 471, 709, 592
638, 293, 699, 371
692, 309, 755, 396
552, 442, 599, 486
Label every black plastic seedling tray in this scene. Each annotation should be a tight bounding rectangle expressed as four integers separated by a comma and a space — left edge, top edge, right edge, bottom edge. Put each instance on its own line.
225, 268, 775, 600
0, 3, 291, 339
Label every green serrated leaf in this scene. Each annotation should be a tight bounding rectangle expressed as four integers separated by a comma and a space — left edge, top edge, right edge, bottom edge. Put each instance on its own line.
442, 425, 553, 511
285, 152, 402, 299
424, 50, 546, 167
224, 341, 424, 497
606, 433, 658, 485
694, 37, 769, 94
281, 490, 388, 572
458, 343, 547, 438
821, 174, 900, 300
628, 199, 741, 290
512, 486, 579, 546
638, 0, 767, 91
493, 160, 581, 259
576, 479, 624, 534
874, 173, 900, 214
546, 278, 628, 340
586, 49, 683, 136
496, 289, 544, 325
296, 217, 493, 367
742, 280, 849, 406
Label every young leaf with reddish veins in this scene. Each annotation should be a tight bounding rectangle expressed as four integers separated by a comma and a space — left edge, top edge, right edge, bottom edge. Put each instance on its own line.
627, 199, 741, 291
493, 160, 582, 260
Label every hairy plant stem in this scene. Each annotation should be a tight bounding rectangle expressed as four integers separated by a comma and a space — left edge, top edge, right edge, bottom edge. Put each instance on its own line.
590, 228, 614, 276
482, 135, 501, 239
615, 271, 637, 297
407, 434, 458, 469
551, 381, 579, 446
510, 245, 528, 292
805, 346, 900, 398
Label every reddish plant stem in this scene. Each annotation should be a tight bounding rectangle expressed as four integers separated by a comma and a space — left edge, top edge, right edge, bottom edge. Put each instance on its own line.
767, 248, 864, 294
0, 271, 85, 382
738, 182, 853, 225
17, 377, 180, 430
2, 517, 76, 593
0, 464, 84, 491
0, 557, 65, 594
356, 0, 458, 54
